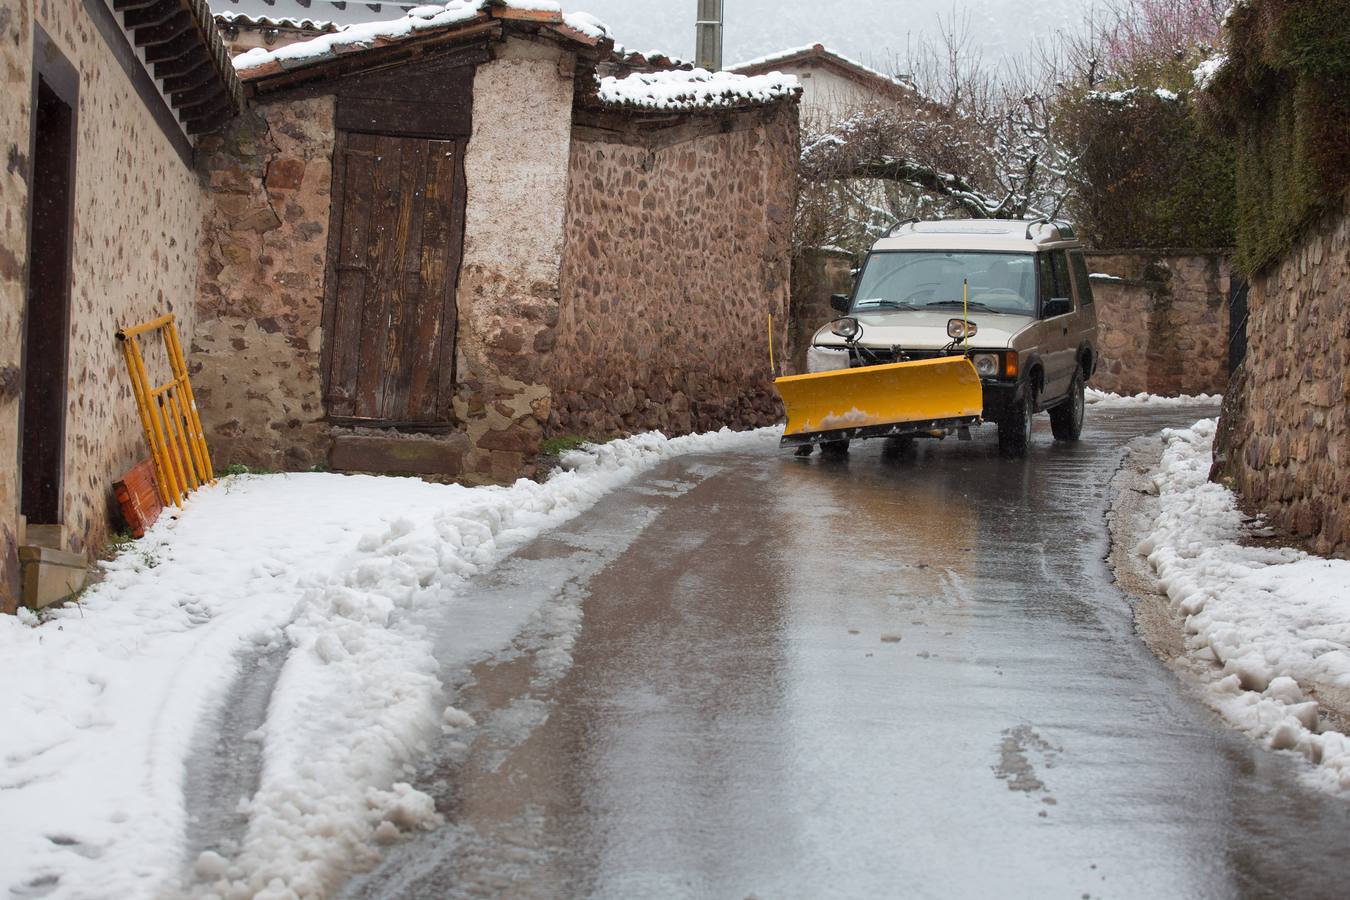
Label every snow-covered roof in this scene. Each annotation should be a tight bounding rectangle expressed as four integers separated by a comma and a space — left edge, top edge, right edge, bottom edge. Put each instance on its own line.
215, 10, 340, 33
597, 68, 800, 112
728, 44, 914, 97
232, 1, 796, 114
211, 0, 420, 29
234, 1, 612, 78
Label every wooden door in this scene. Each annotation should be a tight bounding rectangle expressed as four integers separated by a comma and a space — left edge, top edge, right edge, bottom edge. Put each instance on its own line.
323, 131, 467, 428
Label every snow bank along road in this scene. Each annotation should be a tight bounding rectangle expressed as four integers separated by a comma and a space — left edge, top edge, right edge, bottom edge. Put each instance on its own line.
0, 430, 778, 900
1138, 420, 1350, 790
4, 406, 1350, 898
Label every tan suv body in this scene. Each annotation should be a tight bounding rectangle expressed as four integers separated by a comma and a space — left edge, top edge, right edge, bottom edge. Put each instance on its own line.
807, 219, 1099, 455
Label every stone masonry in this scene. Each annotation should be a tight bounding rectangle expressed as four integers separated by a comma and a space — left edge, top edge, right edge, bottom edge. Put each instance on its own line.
1086, 251, 1231, 396
548, 104, 799, 438
1216, 201, 1350, 558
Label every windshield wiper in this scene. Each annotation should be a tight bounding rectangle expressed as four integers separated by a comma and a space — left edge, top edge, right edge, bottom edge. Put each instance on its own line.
853, 299, 919, 310
925, 300, 998, 312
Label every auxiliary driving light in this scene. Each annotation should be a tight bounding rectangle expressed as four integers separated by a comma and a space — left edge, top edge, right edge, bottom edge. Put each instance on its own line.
947, 318, 978, 340
831, 316, 861, 340
972, 353, 1000, 377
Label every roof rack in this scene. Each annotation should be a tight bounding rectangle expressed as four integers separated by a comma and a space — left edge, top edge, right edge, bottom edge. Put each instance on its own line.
885, 217, 920, 237
1023, 219, 1076, 240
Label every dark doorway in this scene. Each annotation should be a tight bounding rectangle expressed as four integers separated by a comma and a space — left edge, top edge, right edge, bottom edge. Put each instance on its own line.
21, 33, 79, 527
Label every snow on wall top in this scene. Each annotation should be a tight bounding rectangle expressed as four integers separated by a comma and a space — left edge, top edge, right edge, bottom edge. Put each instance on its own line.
233, 0, 612, 76
597, 68, 800, 111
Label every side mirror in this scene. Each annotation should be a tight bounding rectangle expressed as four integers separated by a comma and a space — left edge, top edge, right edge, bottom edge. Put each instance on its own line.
1042, 297, 1072, 318
830, 293, 851, 313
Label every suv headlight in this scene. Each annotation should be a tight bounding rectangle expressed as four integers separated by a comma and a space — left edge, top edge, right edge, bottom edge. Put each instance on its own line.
972, 353, 1000, 377
830, 317, 861, 341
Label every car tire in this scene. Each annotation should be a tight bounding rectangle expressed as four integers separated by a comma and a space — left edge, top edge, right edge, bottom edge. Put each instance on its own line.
820, 439, 850, 457
1050, 370, 1085, 442
997, 388, 1033, 458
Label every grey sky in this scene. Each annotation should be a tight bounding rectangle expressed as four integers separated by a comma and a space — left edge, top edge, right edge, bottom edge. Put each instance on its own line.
575, 1, 1095, 70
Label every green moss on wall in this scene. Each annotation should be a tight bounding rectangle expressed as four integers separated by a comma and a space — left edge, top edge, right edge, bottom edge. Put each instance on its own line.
1205, 0, 1350, 274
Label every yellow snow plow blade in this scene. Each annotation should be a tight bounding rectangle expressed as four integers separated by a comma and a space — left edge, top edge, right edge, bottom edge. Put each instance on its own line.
774, 356, 984, 446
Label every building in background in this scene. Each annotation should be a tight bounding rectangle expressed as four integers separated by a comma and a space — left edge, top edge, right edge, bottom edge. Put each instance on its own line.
728, 43, 915, 123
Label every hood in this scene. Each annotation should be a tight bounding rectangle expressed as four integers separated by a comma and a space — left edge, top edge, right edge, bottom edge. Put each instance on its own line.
813, 309, 1033, 350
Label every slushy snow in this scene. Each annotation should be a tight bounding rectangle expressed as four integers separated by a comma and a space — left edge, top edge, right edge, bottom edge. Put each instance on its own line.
0, 427, 778, 898
1139, 419, 1350, 791
1087, 388, 1222, 408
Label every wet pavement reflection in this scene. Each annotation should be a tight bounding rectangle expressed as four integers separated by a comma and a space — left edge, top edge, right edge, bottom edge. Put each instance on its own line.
342, 408, 1350, 900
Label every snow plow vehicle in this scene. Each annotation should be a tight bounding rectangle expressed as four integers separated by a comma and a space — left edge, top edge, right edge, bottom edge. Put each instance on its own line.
776, 219, 1099, 457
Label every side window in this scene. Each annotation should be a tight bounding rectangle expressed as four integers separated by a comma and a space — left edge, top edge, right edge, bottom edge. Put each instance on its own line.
1037, 254, 1057, 302
1069, 250, 1095, 305
1050, 251, 1074, 305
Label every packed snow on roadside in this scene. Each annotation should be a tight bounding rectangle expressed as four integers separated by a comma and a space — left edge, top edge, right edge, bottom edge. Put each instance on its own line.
1087, 388, 1222, 408
1138, 419, 1350, 791
0, 427, 778, 899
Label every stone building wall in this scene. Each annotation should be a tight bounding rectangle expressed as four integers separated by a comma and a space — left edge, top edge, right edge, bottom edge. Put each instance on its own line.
788, 248, 853, 375
1216, 201, 1350, 558
0, 0, 208, 610
548, 104, 798, 438
192, 96, 336, 473
1085, 251, 1230, 396
192, 37, 575, 483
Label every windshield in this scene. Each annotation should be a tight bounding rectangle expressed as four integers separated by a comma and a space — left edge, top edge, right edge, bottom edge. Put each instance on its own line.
851, 251, 1037, 316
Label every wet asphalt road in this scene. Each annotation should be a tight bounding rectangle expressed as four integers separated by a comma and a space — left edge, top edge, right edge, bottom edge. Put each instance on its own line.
342, 407, 1350, 900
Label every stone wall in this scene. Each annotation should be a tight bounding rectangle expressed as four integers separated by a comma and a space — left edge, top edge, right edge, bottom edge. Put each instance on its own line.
1085, 251, 1230, 396
548, 104, 798, 438
788, 248, 853, 375
192, 37, 575, 484
1216, 201, 1350, 558
193, 97, 336, 472
0, 0, 208, 610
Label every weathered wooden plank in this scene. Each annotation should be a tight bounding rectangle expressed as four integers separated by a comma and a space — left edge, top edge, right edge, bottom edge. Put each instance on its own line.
353, 134, 406, 418
433, 138, 469, 422
409, 140, 458, 422
379, 137, 426, 421
326, 140, 377, 418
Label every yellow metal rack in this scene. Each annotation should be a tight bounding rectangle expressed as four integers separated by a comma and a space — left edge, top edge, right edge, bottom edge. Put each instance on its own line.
116, 313, 214, 507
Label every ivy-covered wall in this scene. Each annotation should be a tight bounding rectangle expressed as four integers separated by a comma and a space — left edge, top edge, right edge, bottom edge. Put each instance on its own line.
1203, 0, 1350, 275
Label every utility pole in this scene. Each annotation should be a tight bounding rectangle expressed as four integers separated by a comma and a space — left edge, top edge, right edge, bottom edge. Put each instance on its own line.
695, 0, 723, 71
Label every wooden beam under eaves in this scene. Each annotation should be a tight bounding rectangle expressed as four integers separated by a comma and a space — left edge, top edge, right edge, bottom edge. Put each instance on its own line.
163, 57, 215, 94
124, 2, 181, 31
132, 12, 194, 49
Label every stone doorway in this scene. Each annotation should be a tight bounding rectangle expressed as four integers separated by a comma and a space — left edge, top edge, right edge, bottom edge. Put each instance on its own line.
21, 39, 78, 530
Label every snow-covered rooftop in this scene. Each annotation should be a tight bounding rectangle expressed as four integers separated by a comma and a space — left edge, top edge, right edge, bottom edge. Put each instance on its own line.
233, 1, 612, 77
728, 43, 913, 94
215, 10, 340, 33
232, 1, 797, 113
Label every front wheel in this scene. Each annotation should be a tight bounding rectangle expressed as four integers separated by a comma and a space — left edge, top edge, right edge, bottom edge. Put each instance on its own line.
997, 388, 1033, 458
1050, 371, 1085, 442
